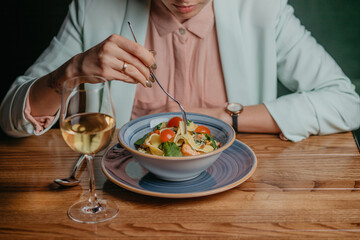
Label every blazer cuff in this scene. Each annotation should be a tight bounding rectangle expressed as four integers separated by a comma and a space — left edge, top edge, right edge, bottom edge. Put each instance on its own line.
264, 93, 319, 142
1, 78, 58, 137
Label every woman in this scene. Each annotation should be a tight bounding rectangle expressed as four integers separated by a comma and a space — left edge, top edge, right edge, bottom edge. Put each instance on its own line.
1, 0, 359, 142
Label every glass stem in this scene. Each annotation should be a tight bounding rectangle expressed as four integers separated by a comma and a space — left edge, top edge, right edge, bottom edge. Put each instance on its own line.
85, 154, 100, 208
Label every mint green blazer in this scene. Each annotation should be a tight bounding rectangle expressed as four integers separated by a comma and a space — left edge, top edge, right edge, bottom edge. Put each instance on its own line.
1, 0, 359, 141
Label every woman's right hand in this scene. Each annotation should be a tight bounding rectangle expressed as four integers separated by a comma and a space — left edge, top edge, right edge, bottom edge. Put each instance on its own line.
28, 34, 156, 117
68, 34, 156, 87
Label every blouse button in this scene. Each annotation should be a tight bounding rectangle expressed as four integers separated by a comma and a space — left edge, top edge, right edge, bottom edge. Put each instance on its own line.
179, 28, 186, 35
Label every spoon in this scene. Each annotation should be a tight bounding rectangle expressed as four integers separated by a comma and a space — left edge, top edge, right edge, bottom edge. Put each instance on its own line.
54, 155, 85, 187
127, 22, 188, 132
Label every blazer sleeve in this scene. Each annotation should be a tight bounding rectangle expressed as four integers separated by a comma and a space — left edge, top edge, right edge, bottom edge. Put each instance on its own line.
0, 0, 86, 137
264, 0, 360, 142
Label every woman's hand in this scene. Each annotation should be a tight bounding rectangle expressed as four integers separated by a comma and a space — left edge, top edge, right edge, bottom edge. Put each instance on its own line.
69, 34, 156, 87
29, 34, 156, 117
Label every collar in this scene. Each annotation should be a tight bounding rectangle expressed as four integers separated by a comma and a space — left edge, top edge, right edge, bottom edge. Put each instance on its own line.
150, 0, 214, 39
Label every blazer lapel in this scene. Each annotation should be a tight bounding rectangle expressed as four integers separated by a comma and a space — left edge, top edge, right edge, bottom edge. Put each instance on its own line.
111, 0, 150, 127
214, 0, 249, 104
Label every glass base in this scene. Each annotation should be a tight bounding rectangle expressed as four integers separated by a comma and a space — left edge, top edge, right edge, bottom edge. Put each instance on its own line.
68, 199, 119, 224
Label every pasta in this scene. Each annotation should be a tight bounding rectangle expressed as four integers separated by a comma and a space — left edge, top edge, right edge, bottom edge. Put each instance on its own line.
134, 117, 221, 157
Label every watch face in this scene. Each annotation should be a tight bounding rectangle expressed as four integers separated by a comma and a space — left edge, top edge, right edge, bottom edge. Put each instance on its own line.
227, 103, 243, 112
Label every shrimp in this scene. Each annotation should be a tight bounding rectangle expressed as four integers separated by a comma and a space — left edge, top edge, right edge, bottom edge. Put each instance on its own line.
181, 144, 200, 156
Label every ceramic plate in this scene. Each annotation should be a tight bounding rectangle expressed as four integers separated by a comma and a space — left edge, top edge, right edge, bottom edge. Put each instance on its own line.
101, 140, 257, 198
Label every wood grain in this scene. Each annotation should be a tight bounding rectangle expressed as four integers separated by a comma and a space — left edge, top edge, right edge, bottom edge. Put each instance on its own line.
0, 129, 359, 239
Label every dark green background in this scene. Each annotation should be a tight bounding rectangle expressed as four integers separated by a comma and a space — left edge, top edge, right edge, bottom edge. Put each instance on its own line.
2, 0, 359, 102
289, 0, 360, 93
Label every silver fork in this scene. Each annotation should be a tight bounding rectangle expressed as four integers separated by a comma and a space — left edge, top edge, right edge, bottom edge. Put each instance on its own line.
128, 22, 188, 132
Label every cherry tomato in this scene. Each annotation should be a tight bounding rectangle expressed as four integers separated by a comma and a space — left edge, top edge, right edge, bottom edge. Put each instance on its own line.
166, 116, 182, 128
160, 129, 176, 142
195, 125, 211, 135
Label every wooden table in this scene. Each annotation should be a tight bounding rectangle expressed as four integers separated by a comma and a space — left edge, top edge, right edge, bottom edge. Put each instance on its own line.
0, 129, 359, 239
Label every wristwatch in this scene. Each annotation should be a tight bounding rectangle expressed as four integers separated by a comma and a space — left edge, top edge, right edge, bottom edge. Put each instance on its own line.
225, 103, 244, 133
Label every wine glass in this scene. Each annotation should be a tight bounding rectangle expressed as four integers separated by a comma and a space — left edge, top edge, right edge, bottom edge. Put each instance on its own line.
60, 76, 118, 223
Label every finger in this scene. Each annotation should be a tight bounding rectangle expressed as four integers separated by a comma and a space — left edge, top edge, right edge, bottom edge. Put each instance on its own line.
149, 49, 157, 56
148, 50, 157, 70
101, 38, 151, 82
108, 34, 155, 68
97, 50, 147, 87
105, 68, 139, 85
114, 47, 151, 80
99, 35, 154, 86
112, 61, 148, 87
97, 40, 150, 85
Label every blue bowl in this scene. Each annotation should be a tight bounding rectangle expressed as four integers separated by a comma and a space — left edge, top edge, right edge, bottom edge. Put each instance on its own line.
118, 112, 236, 181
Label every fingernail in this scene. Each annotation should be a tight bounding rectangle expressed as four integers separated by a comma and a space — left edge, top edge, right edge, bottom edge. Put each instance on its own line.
149, 75, 155, 83
146, 80, 152, 88
149, 49, 157, 56
150, 62, 157, 70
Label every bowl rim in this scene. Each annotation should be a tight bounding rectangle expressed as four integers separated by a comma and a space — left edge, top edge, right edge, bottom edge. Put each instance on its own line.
118, 112, 236, 161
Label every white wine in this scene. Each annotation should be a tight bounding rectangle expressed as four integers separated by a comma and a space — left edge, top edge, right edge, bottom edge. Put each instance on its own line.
61, 113, 116, 154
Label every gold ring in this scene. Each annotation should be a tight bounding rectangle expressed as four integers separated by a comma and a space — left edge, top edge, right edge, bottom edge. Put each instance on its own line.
121, 62, 128, 72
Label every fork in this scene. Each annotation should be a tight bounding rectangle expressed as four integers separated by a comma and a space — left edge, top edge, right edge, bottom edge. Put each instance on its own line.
127, 22, 188, 132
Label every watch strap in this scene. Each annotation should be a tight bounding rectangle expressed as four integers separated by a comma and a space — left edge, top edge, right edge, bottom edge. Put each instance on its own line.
232, 114, 238, 133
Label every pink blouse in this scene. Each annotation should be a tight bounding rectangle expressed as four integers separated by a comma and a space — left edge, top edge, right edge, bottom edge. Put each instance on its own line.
25, 0, 228, 132
131, 0, 227, 119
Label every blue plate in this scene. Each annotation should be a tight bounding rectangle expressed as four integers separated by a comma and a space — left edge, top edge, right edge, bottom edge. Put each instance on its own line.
101, 140, 257, 198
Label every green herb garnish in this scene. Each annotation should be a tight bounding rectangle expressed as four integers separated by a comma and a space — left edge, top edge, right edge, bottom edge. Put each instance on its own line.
163, 142, 182, 156
153, 122, 165, 130
134, 133, 149, 147
205, 134, 217, 150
